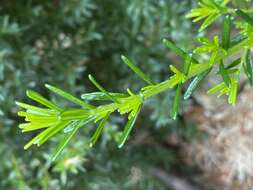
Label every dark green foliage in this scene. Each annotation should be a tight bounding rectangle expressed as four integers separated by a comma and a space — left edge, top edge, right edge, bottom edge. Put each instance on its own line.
222, 15, 232, 50
244, 49, 253, 86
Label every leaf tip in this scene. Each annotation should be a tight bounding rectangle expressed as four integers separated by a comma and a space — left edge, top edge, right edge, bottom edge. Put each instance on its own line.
183, 94, 190, 100
88, 74, 93, 81
117, 143, 123, 149
44, 83, 51, 89
26, 90, 31, 96
162, 38, 168, 44
121, 55, 126, 61
89, 142, 94, 148
24, 144, 30, 150
15, 101, 21, 106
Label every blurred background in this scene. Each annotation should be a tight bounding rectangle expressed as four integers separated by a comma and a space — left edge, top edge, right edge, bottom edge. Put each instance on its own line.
1, 0, 252, 190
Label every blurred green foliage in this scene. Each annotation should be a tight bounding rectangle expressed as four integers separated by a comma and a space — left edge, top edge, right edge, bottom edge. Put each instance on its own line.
0, 0, 195, 189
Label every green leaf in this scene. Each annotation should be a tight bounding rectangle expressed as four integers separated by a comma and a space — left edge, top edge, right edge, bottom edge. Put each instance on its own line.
60, 109, 89, 120
121, 55, 155, 85
117, 106, 141, 148
183, 53, 193, 75
163, 39, 188, 59
163, 39, 199, 65
20, 121, 57, 132
228, 78, 238, 105
230, 35, 247, 48
88, 74, 119, 103
225, 58, 241, 70
24, 130, 48, 150
171, 85, 181, 120
24, 121, 68, 150
51, 120, 82, 161
45, 84, 94, 109
26, 90, 61, 111
222, 15, 231, 50
236, 9, 253, 26
245, 49, 253, 86
15, 101, 58, 115
89, 113, 110, 147
63, 120, 80, 133
207, 82, 226, 94
81, 92, 127, 101
64, 115, 98, 133
199, 13, 220, 32
184, 69, 211, 100
37, 121, 70, 146
219, 61, 231, 86
17, 111, 58, 122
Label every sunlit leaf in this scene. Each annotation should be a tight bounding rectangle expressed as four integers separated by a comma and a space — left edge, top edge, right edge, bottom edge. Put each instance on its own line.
26, 90, 61, 111
89, 113, 110, 147
45, 84, 94, 109
207, 82, 226, 94
199, 13, 220, 32
228, 78, 238, 105
51, 120, 82, 161
118, 106, 141, 148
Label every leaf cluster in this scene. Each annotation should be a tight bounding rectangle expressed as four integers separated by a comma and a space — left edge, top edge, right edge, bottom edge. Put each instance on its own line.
16, 0, 253, 161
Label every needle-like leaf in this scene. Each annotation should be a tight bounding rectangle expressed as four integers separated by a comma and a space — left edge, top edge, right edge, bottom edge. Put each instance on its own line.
118, 106, 141, 148
219, 61, 231, 86
26, 90, 61, 111
236, 9, 253, 26
163, 39, 187, 58
15, 101, 57, 115
230, 35, 247, 48
228, 78, 238, 105
45, 84, 94, 109
183, 53, 193, 75
61, 109, 89, 120
37, 121, 70, 146
24, 121, 68, 150
245, 49, 253, 86
89, 113, 110, 147
199, 13, 220, 32
207, 82, 226, 95
225, 58, 241, 70
222, 15, 231, 50
81, 92, 127, 101
184, 69, 211, 100
121, 55, 155, 85
51, 120, 82, 161
88, 74, 119, 103
171, 85, 181, 120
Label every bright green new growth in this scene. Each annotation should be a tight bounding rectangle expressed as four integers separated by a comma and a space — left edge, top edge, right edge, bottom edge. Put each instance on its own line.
17, 0, 253, 160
